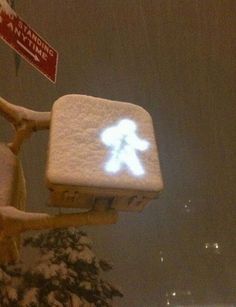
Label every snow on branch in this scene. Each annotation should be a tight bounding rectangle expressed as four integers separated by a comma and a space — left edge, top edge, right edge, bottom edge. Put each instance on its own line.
0, 228, 123, 306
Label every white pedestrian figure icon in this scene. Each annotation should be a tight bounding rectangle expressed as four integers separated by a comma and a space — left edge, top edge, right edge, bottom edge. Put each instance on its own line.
101, 119, 149, 176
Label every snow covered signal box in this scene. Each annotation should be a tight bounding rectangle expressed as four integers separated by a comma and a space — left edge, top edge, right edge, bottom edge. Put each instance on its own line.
46, 95, 163, 212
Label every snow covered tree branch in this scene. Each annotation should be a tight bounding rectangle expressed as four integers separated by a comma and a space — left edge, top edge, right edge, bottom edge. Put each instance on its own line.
0, 228, 123, 306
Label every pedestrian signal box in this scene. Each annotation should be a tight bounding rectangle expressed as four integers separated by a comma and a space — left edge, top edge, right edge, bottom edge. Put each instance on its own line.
46, 95, 163, 211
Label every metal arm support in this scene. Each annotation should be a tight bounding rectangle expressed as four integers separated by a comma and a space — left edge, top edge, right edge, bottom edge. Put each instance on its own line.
0, 96, 50, 154
0, 206, 118, 236
0, 206, 118, 264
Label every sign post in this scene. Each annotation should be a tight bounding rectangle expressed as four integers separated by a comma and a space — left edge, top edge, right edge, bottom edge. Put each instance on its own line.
0, 2, 58, 83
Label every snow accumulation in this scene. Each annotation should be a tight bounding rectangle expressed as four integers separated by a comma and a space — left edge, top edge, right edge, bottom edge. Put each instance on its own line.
79, 235, 93, 247
71, 294, 92, 307
67, 246, 95, 264
5, 286, 17, 301
0, 267, 11, 283
34, 261, 71, 280
0, 206, 50, 221
79, 281, 92, 291
0, 0, 16, 16
21, 288, 39, 307
40, 250, 55, 262
47, 291, 64, 307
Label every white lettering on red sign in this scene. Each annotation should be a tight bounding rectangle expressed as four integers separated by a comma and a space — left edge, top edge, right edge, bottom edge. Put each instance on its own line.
0, 2, 58, 83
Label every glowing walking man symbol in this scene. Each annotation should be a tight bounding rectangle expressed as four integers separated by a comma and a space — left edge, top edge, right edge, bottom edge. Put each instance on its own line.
101, 119, 149, 176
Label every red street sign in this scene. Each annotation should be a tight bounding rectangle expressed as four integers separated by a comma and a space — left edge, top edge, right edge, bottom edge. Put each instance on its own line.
0, 5, 58, 83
